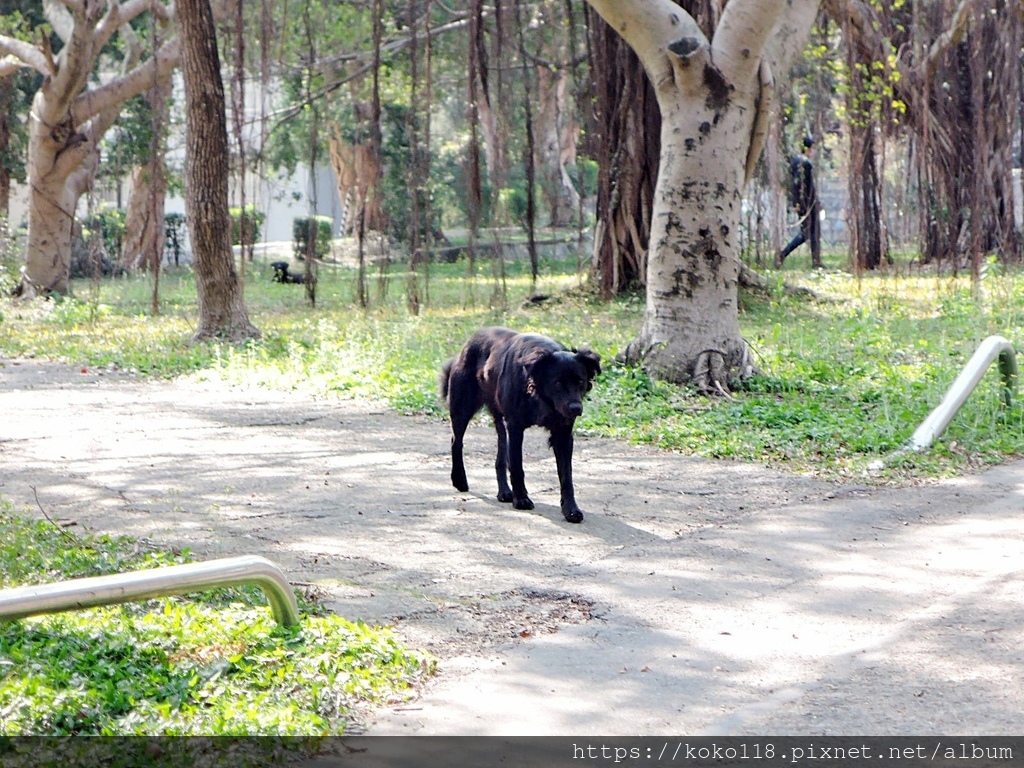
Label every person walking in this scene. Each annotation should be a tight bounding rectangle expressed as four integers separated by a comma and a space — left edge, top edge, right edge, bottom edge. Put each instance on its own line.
775, 135, 822, 269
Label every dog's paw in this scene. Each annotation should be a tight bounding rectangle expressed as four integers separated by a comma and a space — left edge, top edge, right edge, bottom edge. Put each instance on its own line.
452, 474, 469, 493
513, 496, 535, 510
562, 507, 584, 523
497, 488, 513, 503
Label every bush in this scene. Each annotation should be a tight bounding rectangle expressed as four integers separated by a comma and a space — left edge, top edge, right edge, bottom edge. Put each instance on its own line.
292, 215, 333, 260
229, 205, 265, 246
82, 206, 127, 258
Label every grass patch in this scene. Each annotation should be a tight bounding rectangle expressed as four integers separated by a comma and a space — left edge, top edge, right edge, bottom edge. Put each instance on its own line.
3, 253, 1024, 482
0, 502, 433, 741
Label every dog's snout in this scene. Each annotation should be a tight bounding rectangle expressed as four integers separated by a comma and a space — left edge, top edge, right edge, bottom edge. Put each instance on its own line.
568, 402, 583, 417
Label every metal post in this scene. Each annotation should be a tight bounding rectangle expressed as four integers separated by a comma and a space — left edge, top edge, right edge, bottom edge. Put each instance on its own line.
0, 555, 301, 628
907, 335, 1018, 451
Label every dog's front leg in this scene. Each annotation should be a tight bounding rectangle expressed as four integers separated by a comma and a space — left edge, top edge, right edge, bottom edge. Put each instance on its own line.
506, 424, 534, 510
493, 415, 513, 503
550, 427, 584, 523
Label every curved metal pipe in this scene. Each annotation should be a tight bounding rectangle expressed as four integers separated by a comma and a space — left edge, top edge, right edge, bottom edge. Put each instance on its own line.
0, 555, 301, 628
907, 335, 1018, 451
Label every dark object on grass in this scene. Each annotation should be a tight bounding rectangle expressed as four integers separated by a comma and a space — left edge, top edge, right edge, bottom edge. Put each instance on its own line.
271, 261, 305, 284
441, 327, 601, 523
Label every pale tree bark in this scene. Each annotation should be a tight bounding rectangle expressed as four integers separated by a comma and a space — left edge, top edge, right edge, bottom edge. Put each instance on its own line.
586, 0, 819, 392
535, 65, 581, 227
0, 0, 178, 297
178, 0, 259, 342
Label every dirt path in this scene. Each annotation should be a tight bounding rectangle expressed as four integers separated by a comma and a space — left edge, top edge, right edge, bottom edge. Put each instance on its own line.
1, 358, 1022, 735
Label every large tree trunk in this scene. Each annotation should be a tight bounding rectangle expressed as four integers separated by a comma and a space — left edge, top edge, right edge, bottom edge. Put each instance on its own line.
1, 1, 179, 297
178, 0, 259, 342
588, 0, 819, 391
21, 87, 83, 296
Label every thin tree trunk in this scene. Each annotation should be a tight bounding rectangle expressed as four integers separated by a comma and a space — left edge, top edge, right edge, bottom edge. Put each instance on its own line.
121, 78, 171, 272
0, 75, 11, 219
178, 0, 259, 342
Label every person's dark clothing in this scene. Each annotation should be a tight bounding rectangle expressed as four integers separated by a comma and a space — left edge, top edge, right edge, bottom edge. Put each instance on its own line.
776, 153, 821, 268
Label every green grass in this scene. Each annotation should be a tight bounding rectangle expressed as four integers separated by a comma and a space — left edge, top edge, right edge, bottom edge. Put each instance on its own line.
0, 502, 433, 744
3, 253, 1024, 484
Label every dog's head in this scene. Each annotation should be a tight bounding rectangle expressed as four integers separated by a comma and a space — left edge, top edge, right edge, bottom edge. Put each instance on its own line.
525, 346, 602, 422
270, 261, 289, 282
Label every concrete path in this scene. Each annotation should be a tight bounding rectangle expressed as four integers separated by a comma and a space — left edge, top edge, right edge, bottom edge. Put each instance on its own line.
1, 358, 1021, 736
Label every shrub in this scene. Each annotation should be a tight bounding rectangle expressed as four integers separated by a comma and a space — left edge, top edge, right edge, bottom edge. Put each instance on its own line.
229, 205, 266, 246
292, 215, 333, 260
82, 206, 127, 257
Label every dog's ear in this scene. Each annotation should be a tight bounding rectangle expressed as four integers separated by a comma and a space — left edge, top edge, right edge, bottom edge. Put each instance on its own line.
575, 346, 602, 389
521, 348, 554, 393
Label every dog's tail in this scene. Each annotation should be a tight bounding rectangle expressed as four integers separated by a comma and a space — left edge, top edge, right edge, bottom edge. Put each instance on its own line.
439, 359, 453, 402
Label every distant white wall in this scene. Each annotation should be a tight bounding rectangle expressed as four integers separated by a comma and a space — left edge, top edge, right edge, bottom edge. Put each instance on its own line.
164, 161, 343, 245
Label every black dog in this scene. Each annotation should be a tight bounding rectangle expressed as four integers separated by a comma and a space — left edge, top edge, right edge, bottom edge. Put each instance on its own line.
271, 261, 305, 284
441, 327, 601, 523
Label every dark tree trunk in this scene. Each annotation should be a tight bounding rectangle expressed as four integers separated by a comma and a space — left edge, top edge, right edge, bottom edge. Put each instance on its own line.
586, 7, 659, 296
0, 75, 10, 219
848, 126, 886, 271
178, 0, 259, 342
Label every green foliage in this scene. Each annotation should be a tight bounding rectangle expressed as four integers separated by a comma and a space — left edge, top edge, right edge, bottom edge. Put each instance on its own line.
0, 504, 433, 740
570, 158, 599, 200
0, 215, 18, 295
292, 216, 332, 260
230, 206, 266, 246
99, 95, 158, 181
81, 207, 127, 258
497, 186, 532, 232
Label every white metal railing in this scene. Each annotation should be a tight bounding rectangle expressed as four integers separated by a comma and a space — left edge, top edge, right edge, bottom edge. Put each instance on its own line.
0, 555, 300, 627
907, 335, 1018, 451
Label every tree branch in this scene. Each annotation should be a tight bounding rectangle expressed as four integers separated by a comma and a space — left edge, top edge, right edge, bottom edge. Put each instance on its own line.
0, 34, 51, 76
922, 0, 981, 79
759, 0, 821, 87
586, 0, 706, 93
714, 0, 789, 87
44, 0, 78, 43
70, 36, 179, 126
94, 0, 162, 55
744, 58, 774, 184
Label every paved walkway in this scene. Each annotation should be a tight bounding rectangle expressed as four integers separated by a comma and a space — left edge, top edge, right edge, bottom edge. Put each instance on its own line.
1, 359, 1022, 737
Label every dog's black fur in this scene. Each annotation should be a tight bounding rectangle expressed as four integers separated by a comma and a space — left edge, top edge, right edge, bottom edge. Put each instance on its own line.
271, 261, 305, 284
441, 327, 601, 523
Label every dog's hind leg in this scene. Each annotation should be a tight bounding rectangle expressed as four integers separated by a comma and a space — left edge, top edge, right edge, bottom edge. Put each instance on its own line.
447, 374, 481, 493
550, 426, 583, 523
489, 407, 513, 503
449, 412, 472, 492
506, 422, 534, 510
